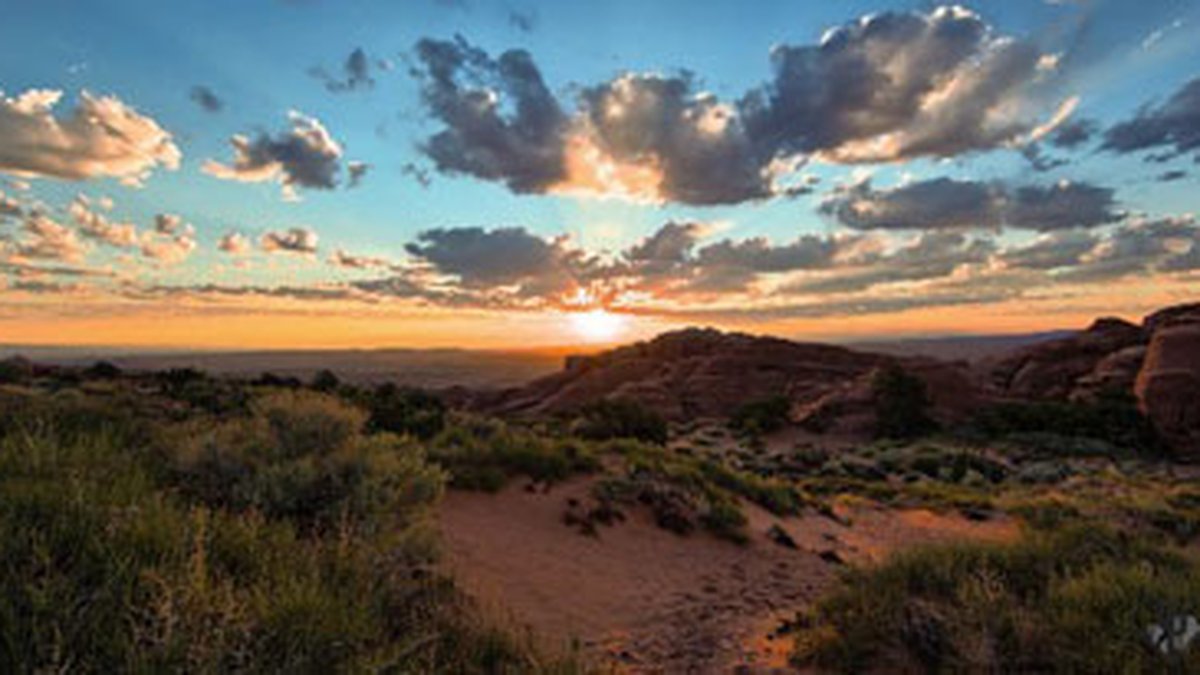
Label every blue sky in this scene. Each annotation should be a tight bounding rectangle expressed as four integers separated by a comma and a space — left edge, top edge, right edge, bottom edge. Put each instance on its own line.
0, 0, 1199, 347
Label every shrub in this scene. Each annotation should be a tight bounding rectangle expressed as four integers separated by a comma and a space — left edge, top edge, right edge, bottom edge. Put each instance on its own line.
792, 525, 1200, 672
872, 365, 938, 440
973, 392, 1162, 456
574, 398, 668, 445
83, 360, 122, 379
311, 368, 341, 392
0, 399, 573, 673
427, 416, 599, 491
729, 395, 791, 436
367, 383, 446, 440
0, 356, 34, 384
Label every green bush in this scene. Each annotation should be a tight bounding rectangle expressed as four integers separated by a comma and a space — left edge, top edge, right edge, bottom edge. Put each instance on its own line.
427, 416, 600, 491
574, 398, 668, 445
872, 365, 938, 440
974, 392, 1162, 456
367, 383, 446, 440
792, 525, 1200, 672
0, 397, 576, 673
729, 395, 791, 436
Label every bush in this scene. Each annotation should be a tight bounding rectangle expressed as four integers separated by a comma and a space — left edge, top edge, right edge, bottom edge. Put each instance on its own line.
83, 360, 122, 379
792, 525, 1200, 672
872, 365, 938, 440
729, 395, 791, 436
0, 356, 34, 384
574, 398, 668, 445
0, 396, 574, 673
311, 368, 341, 392
367, 383, 446, 440
973, 392, 1162, 456
427, 416, 600, 491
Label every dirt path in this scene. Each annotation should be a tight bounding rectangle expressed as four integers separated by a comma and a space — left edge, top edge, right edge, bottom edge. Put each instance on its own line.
438, 479, 1017, 672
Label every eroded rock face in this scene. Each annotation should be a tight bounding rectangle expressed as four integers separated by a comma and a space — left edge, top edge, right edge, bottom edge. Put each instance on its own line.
1136, 306, 1200, 459
986, 317, 1147, 401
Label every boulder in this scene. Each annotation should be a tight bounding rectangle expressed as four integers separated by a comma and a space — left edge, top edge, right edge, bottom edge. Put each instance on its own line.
1136, 307, 1200, 459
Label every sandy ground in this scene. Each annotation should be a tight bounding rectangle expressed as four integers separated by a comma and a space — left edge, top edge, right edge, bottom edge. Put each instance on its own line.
438, 478, 1017, 673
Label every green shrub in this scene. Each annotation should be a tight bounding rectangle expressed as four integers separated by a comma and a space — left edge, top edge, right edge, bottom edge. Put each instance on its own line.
427, 416, 600, 491
729, 395, 791, 436
367, 383, 446, 440
792, 525, 1200, 672
0, 391, 577, 673
574, 398, 668, 445
974, 392, 1162, 456
872, 365, 938, 440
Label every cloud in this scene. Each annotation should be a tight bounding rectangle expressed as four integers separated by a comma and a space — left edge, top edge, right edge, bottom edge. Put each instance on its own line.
189, 86, 224, 113
1047, 117, 1096, 149
403, 226, 593, 298
347, 160, 370, 187
823, 177, 1122, 231
414, 36, 569, 195
1103, 76, 1200, 161
68, 195, 138, 247
0, 88, 180, 185
1058, 216, 1198, 282
329, 248, 390, 269
217, 231, 251, 255
998, 230, 1099, 270
786, 231, 994, 294
140, 228, 197, 265
1158, 169, 1188, 182
15, 213, 87, 262
311, 48, 376, 92
203, 111, 346, 198
412, 8, 1065, 205
261, 227, 319, 254
154, 213, 184, 234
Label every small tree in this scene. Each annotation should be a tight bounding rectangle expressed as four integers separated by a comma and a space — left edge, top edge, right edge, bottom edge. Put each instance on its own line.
872, 364, 938, 440
85, 360, 122, 380
0, 356, 34, 385
311, 369, 341, 393
729, 395, 791, 436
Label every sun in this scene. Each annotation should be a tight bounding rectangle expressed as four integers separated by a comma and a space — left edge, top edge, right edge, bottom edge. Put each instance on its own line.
568, 309, 627, 343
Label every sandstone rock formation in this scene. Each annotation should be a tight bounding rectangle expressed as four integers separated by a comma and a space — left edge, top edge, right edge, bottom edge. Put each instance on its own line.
1135, 304, 1200, 458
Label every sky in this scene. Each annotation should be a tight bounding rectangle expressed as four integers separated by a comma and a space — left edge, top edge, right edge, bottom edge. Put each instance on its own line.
0, 0, 1199, 349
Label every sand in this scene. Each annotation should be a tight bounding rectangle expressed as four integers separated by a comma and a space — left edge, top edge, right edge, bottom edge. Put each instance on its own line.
438, 478, 1018, 672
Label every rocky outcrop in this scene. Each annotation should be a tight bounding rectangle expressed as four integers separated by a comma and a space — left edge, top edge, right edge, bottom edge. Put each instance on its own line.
985, 317, 1147, 401
1135, 305, 1200, 459
477, 328, 982, 436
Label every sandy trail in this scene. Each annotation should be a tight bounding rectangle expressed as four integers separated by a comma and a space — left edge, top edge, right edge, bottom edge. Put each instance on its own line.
438, 478, 1017, 672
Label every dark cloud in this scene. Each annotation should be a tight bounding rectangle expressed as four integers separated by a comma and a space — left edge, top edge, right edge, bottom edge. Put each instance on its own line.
1103, 76, 1200, 160
998, 231, 1099, 271
1157, 169, 1188, 182
311, 48, 376, 93
581, 74, 772, 204
1047, 117, 1096, 149
412, 7, 1062, 205
1006, 182, 1123, 231
329, 248, 390, 269
414, 36, 569, 194
403, 226, 593, 298
203, 111, 345, 198
401, 162, 432, 188
823, 177, 1122, 232
1019, 143, 1070, 172
189, 86, 224, 113
1057, 217, 1197, 282
741, 7, 1044, 163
